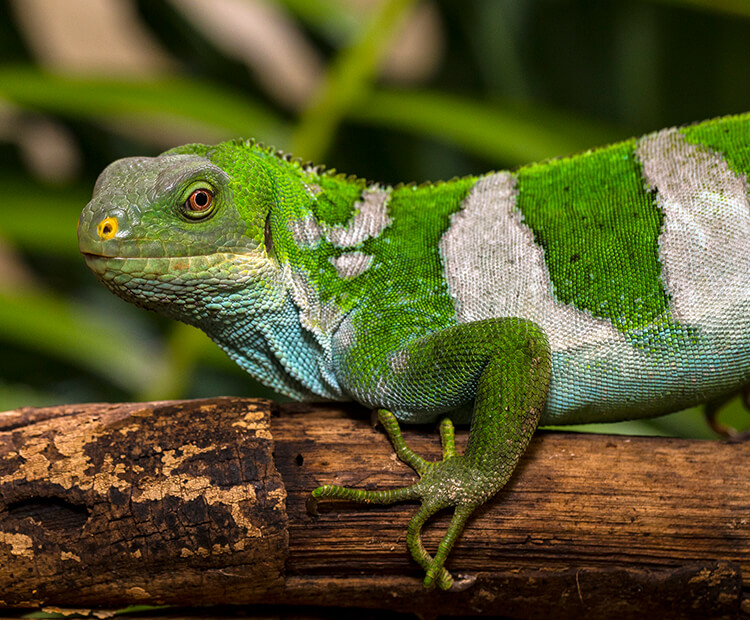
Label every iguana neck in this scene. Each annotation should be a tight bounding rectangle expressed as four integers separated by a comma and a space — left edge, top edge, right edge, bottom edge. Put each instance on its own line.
201, 289, 345, 401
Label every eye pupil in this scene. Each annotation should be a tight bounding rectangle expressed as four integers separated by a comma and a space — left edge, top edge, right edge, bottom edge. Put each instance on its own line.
186, 188, 213, 214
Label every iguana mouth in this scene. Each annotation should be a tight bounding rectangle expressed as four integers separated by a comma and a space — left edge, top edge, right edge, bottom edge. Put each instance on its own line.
82, 251, 253, 261
82, 251, 117, 259
81, 252, 122, 265
81, 253, 134, 279
82, 250, 274, 286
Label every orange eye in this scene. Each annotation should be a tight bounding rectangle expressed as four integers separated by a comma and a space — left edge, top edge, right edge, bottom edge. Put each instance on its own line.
186, 188, 213, 212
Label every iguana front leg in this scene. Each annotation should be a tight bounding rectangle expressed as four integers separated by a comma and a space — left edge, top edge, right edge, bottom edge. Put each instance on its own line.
313, 317, 551, 589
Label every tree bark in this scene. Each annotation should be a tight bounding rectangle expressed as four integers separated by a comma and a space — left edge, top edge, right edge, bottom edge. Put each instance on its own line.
0, 397, 747, 619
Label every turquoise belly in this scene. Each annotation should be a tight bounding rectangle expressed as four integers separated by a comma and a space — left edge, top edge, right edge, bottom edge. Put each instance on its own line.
541, 300, 750, 425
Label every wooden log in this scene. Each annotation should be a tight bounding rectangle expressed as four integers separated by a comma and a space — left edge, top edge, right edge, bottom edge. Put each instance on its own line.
0, 398, 748, 619
0, 399, 288, 607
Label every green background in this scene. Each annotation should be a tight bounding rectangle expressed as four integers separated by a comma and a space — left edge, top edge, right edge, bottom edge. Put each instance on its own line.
0, 0, 748, 437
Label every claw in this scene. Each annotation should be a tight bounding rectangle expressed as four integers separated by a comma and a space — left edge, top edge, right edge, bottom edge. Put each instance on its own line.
311, 408, 482, 590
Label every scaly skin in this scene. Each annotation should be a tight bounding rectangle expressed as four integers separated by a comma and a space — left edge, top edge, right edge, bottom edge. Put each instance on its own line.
78, 114, 750, 588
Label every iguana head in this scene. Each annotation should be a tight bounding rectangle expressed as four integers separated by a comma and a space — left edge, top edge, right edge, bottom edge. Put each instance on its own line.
78, 145, 286, 326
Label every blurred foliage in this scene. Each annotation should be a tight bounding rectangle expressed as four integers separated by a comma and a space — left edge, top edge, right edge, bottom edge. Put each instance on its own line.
0, 0, 748, 438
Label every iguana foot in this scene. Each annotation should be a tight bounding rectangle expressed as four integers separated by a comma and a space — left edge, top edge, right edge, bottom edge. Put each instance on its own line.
312, 409, 485, 590
705, 383, 750, 441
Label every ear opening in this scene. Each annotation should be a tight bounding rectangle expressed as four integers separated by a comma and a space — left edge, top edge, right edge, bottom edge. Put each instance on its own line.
264, 211, 275, 259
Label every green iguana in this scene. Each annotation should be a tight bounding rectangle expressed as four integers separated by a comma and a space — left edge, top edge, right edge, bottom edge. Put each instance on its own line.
78, 113, 750, 590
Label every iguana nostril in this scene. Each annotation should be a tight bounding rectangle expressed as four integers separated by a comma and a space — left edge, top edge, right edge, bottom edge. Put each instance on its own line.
97, 216, 118, 240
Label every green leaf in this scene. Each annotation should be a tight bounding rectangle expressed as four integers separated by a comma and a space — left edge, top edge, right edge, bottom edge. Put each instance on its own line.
704, 396, 750, 436
0, 177, 88, 254
276, 0, 360, 43
136, 322, 212, 401
0, 383, 59, 411
350, 89, 626, 166
0, 65, 289, 146
543, 407, 719, 439
0, 291, 163, 392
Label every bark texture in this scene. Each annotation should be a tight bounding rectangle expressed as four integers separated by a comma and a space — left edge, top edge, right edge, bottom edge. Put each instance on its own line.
0, 399, 287, 606
0, 398, 747, 619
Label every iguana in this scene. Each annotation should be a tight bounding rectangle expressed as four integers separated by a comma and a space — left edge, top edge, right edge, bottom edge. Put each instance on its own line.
77, 113, 750, 590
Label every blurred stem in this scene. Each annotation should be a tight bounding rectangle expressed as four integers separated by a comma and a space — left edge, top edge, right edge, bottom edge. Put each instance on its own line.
290, 0, 418, 162
276, 0, 359, 43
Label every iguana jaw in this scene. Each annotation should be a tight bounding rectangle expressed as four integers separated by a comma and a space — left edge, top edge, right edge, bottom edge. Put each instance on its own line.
83, 248, 288, 323
83, 249, 275, 289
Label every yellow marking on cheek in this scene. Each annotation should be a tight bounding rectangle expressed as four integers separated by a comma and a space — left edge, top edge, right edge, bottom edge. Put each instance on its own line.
97, 216, 118, 240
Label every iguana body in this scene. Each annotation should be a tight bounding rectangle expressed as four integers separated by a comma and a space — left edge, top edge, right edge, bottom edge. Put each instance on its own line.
78, 113, 750, 589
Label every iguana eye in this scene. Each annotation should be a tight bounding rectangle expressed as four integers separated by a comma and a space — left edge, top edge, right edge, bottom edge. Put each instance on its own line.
183, 188, 214, 219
